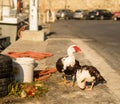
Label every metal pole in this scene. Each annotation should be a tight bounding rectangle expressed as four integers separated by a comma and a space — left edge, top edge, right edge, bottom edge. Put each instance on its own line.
0, 0, 3, 20
13, 0, 17, 9
29, 0, 38, 31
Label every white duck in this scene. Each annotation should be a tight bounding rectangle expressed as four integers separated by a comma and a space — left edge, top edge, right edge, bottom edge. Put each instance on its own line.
76, 65, 106, 90
56, 45, 81, 86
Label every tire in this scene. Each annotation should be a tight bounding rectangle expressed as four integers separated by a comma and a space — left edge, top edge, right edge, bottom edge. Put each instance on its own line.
0, 54, 13, 78
0, 91, 8, 98
65, 16, 69, 20
100, 16, 104, 20
56, 17, 60, 20
83, 16, 87, 20
0, 77, 12, 97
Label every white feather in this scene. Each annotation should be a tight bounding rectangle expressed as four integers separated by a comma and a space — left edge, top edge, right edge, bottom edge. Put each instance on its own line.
61, 45, 77, 70
62, 55, 75, 70
76, 69, 95, 89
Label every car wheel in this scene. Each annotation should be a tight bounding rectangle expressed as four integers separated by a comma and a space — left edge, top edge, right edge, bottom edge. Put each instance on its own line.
83, 16, 87, 20
100, 16, 104, 20
69, 17, 73, 20
56, 17, 60, 20
65, 16, 69, 20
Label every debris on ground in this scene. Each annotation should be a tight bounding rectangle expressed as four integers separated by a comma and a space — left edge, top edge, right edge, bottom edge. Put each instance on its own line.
8, 81, 48, 98
6, 51, 53, 60
34, 68, 57, 81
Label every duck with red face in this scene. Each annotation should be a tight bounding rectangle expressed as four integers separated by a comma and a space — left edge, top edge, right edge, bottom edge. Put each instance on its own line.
76, 65, 106, 90
56, 45, 82, 86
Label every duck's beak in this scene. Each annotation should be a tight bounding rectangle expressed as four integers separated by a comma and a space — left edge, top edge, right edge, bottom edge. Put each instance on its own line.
78, 51, 82, 54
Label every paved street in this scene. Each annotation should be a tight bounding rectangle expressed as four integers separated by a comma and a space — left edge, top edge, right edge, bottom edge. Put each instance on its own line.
0, 20, 120, 104
49, 20, 120, 75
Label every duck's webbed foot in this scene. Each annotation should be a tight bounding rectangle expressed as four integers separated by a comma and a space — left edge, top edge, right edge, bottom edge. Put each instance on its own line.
85, 81, 95, 91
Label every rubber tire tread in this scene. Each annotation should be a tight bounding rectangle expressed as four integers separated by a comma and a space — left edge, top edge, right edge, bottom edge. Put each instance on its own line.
0, 77, 12, 97
0, 54, 13, 78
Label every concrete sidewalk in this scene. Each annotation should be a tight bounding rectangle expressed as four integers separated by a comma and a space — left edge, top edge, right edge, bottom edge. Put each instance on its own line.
1, 37, 120, 104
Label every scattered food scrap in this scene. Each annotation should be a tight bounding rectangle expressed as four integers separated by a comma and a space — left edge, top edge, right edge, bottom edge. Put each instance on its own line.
8, 81, 48, 98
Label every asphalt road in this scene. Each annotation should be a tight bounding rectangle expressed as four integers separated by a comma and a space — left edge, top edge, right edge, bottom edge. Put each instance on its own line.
1, 20, 120, 103
49, 20, 120, 75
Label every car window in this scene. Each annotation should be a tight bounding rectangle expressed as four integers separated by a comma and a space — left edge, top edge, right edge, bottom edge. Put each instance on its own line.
76, 10, 82, 12
103, 10, 109, 13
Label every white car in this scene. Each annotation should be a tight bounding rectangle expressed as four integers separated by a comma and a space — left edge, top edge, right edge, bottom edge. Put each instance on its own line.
56, 9, 73, 20
73, 10, 88, 20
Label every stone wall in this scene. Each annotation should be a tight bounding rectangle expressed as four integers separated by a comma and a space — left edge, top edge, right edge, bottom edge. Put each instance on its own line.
48, 0, 120, 12
22, 0, 120, 12
21, 0, 120, 24
2, 0, 120, 12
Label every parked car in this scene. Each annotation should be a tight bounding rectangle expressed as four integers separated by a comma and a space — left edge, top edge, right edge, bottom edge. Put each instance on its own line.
86, 9, 113, 20
73, 10, 89, 20
56, 9, 73, 20
112, 12, 120, 20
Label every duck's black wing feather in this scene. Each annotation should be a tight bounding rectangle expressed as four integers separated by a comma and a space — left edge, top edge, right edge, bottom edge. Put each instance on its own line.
56, 57, 64, 73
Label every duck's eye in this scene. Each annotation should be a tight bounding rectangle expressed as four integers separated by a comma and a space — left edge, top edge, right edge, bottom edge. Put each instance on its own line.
81, 79, 85, 82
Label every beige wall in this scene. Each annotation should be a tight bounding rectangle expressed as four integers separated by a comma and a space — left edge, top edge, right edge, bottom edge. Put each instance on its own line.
1, 0, 120, 24
21, 0, 120, 24
48, 0, 120, 12
2, 0, 120, 12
